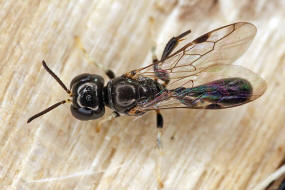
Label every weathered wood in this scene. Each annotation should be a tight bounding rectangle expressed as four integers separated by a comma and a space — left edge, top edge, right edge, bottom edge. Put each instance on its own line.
0, 0, 284, 189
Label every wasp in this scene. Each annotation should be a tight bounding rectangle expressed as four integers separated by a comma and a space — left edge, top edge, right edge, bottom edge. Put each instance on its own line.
27, 22, 266, 143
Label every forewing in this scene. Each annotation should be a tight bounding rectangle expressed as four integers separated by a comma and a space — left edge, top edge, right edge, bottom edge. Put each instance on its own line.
134, 22, 257, 89
135, 64, 266, 111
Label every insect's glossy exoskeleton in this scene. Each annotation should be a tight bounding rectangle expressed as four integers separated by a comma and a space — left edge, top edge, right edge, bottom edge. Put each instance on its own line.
28, 22, 266, 136
27, 61, 165, 123
70, 72, 165, 120
105, 76, 164, 115
69, 73, 106, 120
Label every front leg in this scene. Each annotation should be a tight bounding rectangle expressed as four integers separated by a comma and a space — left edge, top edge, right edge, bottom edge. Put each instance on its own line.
75, 36, 116, 79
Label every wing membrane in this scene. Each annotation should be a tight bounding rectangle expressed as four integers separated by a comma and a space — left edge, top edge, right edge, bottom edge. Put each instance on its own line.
134, 22, 257, 89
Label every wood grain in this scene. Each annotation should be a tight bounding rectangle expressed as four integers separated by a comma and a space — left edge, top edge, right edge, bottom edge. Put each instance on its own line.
0, 0, 284, 189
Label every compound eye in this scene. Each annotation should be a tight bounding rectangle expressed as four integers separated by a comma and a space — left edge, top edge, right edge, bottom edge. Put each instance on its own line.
70, 105, 105, 120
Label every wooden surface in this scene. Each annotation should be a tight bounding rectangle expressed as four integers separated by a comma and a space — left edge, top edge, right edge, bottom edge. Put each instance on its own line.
0, 0, 285, 190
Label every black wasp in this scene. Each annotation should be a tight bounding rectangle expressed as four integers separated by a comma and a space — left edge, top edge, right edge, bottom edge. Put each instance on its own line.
28, 22, 266, 141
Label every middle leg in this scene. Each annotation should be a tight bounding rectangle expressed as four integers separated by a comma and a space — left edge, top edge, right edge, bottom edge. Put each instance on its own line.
96, 111, 120, 133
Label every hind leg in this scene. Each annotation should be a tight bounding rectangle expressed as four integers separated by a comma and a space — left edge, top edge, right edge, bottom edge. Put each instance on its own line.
161, 29, 191, 60
156, 110, 164, 148
153, 29, 192, 87
151, 44, 170, 87
155, 110, 164, 189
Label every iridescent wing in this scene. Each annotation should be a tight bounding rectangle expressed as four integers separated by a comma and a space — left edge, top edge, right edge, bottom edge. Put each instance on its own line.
125, 22, 266, 114
130, 64, 266, 112
129, 22, 257, 89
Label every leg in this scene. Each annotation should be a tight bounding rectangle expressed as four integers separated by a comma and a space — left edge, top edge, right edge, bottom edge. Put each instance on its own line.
156, 110, 164, 189
149, 20, 166, 188
74, 36, 116, 79
161, 29, 191, 60
96, 111, 120, 133
152, 44, 170, 86
156, 110, 163, 148
152, 41, 167, 188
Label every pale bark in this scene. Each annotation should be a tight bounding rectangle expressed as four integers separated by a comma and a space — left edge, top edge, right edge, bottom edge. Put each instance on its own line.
0, 0, 284, 190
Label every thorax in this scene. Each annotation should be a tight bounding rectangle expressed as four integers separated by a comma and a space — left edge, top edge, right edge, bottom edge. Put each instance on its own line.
104, 76, 163, 114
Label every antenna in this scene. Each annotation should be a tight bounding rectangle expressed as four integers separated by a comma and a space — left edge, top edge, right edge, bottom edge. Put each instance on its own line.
42, 60, 71, 94
27, 60, 72, 123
